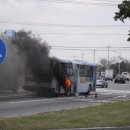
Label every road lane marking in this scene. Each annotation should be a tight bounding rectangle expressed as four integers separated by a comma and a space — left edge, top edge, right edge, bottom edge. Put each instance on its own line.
80, 99, 94, 101
9, 99, 55, 104
113, 95, 127, 99
9, 97, 83, 104
96, 89, 130, 95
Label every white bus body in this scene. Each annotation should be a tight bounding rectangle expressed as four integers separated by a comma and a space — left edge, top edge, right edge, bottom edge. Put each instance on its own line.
23, 59, 97, 96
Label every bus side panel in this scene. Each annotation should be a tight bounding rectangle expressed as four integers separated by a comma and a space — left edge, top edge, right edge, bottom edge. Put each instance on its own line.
51, 78, 66, 94
77, 76, 91, 93
76, 64, 97, 94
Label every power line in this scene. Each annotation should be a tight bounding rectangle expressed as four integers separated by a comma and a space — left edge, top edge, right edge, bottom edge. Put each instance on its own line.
97, 0, 121, 1
0, 21, 129, 28
50, 45, 130, 49
0, 21, 130, 31
50, 45, 130, 51
40, 32, 128, 35
37, 0, 120, 6
51, 48, 130, 51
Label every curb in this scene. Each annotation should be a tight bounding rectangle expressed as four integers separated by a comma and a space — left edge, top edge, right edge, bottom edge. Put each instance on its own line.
56, 126, 130, 130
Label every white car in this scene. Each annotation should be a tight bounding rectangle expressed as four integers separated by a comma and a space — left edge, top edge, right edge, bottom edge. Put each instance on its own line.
96, 77, 108, 88
122, 72, 130, 81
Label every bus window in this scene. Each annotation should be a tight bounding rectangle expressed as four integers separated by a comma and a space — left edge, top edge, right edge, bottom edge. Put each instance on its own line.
87, 66, 93, 77
80, 65, 93, 77
80, 65, 86, 76
62, 63, 73, 76
66, 68, 73, 76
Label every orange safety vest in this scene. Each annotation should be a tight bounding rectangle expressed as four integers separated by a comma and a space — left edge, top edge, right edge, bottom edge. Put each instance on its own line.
65, 78, 71, 89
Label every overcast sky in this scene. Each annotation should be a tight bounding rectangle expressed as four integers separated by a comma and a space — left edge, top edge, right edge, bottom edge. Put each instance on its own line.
0, 0, 130, 63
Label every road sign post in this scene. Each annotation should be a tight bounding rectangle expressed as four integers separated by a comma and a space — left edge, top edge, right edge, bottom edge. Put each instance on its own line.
0, 39, 6, 64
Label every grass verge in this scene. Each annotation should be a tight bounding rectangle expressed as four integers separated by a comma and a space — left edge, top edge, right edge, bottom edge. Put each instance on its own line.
0, 100, 130, 130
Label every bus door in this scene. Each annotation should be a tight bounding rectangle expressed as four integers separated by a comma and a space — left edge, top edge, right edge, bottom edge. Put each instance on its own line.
73, 64, 79, 93
92, 66, 97, 91
77, 65, 88, 93
58, 62, 73, 94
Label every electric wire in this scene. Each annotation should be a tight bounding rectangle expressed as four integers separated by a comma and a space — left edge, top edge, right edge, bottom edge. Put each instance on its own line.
0, 21, 129, 28
37, 0, 121, 6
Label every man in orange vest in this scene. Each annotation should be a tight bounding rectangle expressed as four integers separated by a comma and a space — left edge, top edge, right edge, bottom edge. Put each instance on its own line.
64, 76, 71, 96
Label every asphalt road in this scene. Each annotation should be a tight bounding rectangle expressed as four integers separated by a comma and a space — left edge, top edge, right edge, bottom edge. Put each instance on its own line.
0, 81, 130, 117
96, 81, 130, 100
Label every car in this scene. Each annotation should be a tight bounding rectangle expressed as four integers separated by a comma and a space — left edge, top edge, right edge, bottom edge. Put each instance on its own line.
114, 74, 126, 83
96, 76, 108, 88
122, 72, 130, 81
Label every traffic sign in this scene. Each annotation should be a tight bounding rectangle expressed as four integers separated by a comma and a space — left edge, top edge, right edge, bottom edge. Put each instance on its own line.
0, 39, 6, 64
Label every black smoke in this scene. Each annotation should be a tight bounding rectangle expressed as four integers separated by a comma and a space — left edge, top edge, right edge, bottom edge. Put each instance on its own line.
52, 58, 67, 92
11, 30, 52, 81
11, 31, 67, 85
0, 30, 67, 93
0, 35, 25, 92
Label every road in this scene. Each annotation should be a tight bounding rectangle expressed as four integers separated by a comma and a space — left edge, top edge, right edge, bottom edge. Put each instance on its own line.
0, 81, 130, 117
96, 81, 130, 100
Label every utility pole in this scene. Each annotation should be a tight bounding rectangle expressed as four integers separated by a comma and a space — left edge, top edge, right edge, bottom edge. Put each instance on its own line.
119, 62, 121, 74
107, 45, 110, 69
93, 49, 96, 64
82, 52, 83, 60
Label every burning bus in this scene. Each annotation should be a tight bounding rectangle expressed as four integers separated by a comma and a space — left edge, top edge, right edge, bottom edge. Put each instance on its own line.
23, 58, 97, 97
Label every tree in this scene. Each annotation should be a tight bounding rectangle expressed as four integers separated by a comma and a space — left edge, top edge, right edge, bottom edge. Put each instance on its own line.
98, 56, 130, 74
99, 58, 108, 70
99, 57, 117, 70
114, 0, 130, 41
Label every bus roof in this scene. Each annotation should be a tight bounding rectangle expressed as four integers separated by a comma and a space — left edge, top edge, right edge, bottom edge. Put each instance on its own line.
58, 58, 72, 64
58, 58, 97, 67
73, 60, 97, 67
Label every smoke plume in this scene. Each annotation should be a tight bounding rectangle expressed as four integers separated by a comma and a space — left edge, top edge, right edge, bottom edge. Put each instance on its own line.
0, 35, 25, 92
0, 30, 67, 93
11, 30, 52, 81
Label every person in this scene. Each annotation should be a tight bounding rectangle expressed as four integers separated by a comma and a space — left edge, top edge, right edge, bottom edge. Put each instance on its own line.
64, 76, 71, 96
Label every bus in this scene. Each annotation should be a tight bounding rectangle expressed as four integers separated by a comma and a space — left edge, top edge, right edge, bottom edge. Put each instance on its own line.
23, 59, 97, 96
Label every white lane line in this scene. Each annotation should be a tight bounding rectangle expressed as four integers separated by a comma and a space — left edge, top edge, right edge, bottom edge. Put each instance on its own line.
113, 95, 127, 99
10, 98, 54, 104
96, 89, 130, 94
80, 99, 94, 101
9, 97, 78, 104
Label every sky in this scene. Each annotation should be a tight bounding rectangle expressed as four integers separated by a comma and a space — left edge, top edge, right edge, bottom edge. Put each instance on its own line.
0, 0, 130, 64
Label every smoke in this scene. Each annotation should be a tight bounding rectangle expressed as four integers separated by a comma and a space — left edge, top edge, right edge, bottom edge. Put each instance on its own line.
52, 58, 67, 91
11, 30, 52, 81
0, 30, 67, 93
0, 35, 25, 92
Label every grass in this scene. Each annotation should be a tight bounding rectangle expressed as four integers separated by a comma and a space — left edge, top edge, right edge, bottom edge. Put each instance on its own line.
0, 100, 130, 130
